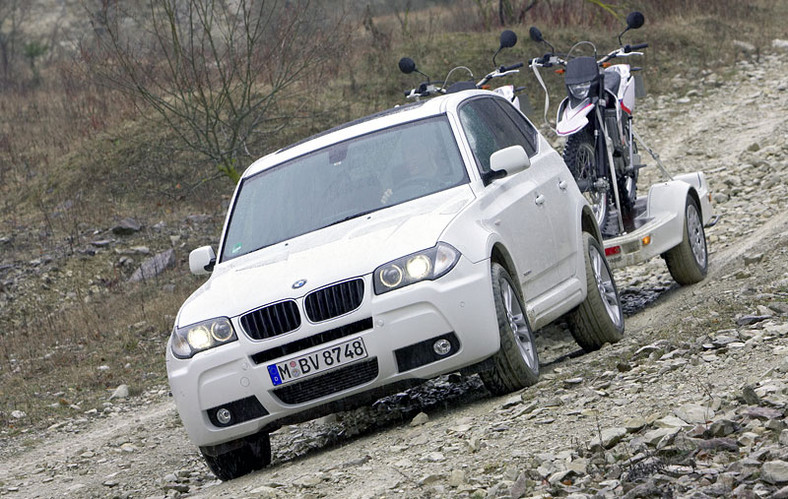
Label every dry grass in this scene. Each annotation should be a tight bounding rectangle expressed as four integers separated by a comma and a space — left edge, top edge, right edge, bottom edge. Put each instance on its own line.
0, 0, 785, 433
1, 277, 193, 429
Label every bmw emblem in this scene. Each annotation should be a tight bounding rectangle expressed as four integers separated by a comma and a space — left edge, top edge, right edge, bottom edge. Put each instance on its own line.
292, 279, 307, 289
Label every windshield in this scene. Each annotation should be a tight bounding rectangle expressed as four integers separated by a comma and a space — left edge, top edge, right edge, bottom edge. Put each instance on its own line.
221, 116, 469, 261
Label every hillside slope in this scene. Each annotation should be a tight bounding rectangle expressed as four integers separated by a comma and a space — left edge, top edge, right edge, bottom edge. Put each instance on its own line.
0, 46, 787, 499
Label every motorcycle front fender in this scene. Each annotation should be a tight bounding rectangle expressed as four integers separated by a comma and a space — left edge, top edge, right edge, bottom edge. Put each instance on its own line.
556, 97, 594, 136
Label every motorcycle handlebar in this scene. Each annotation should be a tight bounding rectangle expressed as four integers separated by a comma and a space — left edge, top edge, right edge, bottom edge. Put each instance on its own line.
500, 62, 524, 72
625, 42, 649, 52
601, 42, 647, 63
477, 63, 522, 87
404, 82, 446, 99
401, 60, 526, 100
529, 54, 564, 68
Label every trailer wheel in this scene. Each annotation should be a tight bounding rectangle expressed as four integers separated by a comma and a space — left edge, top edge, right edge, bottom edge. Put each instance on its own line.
663, 195, 708, 285
567, 232, 624, 352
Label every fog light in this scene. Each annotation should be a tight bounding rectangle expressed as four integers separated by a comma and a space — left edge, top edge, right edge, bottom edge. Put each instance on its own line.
433, 339, 452, 356
216, 408, 232, 425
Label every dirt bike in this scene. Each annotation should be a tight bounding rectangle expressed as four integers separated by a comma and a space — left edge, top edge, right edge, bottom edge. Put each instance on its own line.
398, 30, 526, 107
528, 12, 649, 236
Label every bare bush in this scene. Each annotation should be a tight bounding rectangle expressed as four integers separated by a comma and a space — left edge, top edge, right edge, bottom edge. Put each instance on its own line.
498, 0, 538, 26
84, 0, 353, 182
0, 0, 31, 84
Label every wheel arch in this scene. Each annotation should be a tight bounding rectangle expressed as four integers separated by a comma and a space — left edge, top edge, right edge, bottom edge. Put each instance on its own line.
580, 205, 604, 243
490, 243, 525, 300
685, 186, 702, 218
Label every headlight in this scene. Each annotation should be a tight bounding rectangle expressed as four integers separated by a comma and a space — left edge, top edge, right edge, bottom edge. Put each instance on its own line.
171, 317, 237, 359
568, 81, 592, 100
374, 242, 460, 294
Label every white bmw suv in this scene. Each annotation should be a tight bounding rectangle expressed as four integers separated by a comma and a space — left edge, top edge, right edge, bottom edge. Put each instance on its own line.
167, 89, 624, 480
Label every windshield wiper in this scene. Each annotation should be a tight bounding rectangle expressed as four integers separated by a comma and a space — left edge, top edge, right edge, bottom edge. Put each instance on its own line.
322, 208, 379, 228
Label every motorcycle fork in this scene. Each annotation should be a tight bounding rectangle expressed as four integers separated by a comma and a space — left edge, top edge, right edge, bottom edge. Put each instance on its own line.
627, 115, 634, 172
593, 124, 606, 181
595, 106, 625, 234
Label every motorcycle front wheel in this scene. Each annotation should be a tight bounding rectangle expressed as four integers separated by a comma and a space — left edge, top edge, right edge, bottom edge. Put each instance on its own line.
563, 128, 609, 229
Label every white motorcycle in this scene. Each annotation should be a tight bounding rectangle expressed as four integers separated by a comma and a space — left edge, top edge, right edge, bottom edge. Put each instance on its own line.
528, 12, 649, 236
398, 29, 526, 111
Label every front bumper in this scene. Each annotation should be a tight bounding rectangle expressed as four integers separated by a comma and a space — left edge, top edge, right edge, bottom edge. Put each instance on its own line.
166, 255, 500, 448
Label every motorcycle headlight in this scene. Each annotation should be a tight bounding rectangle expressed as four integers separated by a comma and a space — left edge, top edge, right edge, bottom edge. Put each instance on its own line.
568, 81, 592, 100
171, 317, 237, 359
374, 242, 460, 294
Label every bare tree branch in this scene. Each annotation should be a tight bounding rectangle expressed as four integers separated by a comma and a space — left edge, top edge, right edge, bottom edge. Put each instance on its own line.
84, 0, 352, 181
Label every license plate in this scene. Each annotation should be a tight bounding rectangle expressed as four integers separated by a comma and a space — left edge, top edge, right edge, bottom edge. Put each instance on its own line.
267, 338, 368, 386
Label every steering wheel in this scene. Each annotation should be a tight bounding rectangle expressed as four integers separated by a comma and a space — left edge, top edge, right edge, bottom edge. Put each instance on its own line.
393, 176, 432, 198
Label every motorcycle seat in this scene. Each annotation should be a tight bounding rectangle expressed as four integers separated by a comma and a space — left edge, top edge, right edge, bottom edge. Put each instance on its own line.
446, 81, 477, 93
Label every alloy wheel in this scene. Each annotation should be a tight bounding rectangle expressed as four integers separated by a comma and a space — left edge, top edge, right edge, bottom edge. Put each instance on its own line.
500, 279, 538, 371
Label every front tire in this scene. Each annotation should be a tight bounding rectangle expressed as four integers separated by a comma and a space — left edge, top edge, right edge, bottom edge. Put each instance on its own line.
480, 263, 540, 396
564, 128, 609, 230
567, 232, 624, 352
663, 195, 708, 285
201, 432, 271, 481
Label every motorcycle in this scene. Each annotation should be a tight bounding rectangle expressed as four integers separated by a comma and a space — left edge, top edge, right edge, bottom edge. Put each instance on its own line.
398, 30, 526, 107
528, 12, 649, 236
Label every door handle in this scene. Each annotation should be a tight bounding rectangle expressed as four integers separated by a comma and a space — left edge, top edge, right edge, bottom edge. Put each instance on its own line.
558, 180, 568, 190
534, 194, 545, 206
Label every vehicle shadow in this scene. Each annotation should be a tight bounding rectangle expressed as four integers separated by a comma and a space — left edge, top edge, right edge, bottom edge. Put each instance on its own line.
263, 277, 679, 469
267, 372, 491, 466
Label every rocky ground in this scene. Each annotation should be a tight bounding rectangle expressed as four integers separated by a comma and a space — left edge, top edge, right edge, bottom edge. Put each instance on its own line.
0, 43, 787, 499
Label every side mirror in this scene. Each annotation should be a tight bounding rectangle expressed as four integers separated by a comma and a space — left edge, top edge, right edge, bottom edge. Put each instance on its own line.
490, 145, 531, 177
398, 57, 416, 75
626, 11, 645, 30
493, 30, 518, 66
189, 246, 216, 275
499, 30, 517, 49
529, 26, 543, 43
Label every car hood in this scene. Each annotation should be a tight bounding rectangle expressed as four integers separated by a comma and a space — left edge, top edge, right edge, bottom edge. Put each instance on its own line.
177, 187, 474, 326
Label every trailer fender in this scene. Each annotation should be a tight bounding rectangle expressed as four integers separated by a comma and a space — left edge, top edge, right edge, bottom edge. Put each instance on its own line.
645, 180, 694, 253
672, 172, 713, 226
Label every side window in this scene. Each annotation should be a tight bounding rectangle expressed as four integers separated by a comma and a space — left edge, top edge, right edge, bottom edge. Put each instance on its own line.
458, 97, 537, 181
493, 100, 538, 156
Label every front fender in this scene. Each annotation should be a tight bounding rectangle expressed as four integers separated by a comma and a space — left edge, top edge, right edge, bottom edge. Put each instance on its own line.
556, 97, 594, 136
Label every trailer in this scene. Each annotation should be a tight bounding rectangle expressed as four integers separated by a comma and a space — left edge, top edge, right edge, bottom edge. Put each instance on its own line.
601, 131, 718, 285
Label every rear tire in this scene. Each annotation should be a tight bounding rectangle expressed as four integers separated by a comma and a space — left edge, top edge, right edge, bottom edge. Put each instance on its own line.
201, 432, 271, 481
480, 263, 540, 396
567, 232, 624, 352
663, 195, 708, 285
